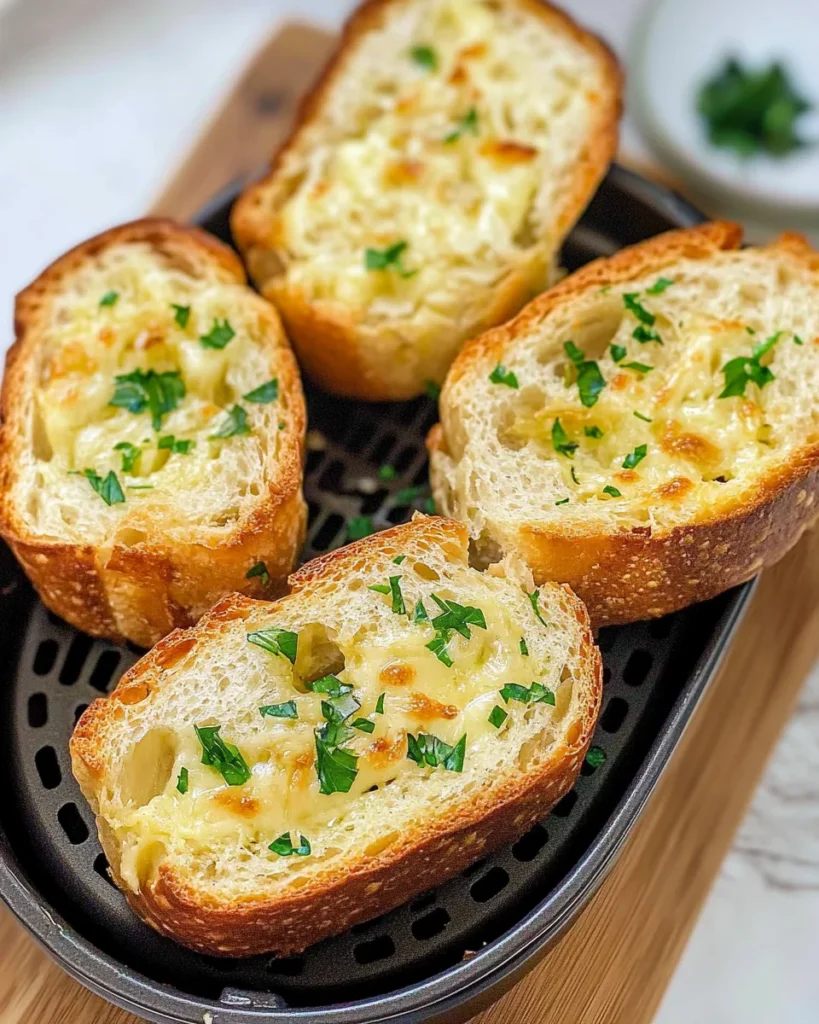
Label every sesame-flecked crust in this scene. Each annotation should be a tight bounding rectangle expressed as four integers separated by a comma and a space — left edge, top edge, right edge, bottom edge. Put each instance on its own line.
428, 223, 819, 625
0, 218, 307, 647
70, 516, 602, 956
230, 0, 622, 402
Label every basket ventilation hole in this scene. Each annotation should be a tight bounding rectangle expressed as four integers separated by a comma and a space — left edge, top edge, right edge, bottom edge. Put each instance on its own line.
58, 803, 89, 845
512, 823, 548, 862
601, 696, 629, 734
409, 890, 437, 913
265, 956, 305, 977
346, 422, 373, 455
603, 665, 612, 687
27, 693, 47, 728
311, 513, 345, 551
351, 912, 388, 935
32, 639, 58, 676
648, 616, 674, 639
93, 853, 117, 889
353, 935, 395, 965
317, 459, 344, 493
359, 489, 388, 515
74, 703, 89, 725
412, 908, 450, 941
89, 650, 122, 693
371, 434, 397, 466
35, 746, 61, 789
59, 633, 93, 686
461, 857, 487, 879
470, 867, 509, 904
596, 627, 617, 654
623, 649, 653, 687
387, 504, 411, 525
305, 450, 324, 475
552, 789, 578, 818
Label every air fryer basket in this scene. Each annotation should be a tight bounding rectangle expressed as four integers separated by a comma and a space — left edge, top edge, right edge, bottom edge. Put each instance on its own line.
0, 165, 753, 1024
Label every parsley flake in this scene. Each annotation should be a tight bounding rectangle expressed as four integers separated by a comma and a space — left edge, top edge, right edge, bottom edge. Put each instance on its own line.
633, 411, 652, 423
269, 832, 311, 856
623, 293, 655, 326
586, 745, 607, 768
564, 341, 605, 407
199, 318, 235, 349
243, 379, 279, 404
158, 434, 194, 454
406, 732, 466, 771
719, 332, 781, 397
633, 325, 663, 344
195, 725, 251, 786
413, 599, 430, 624
794, 334, 804, 346
171, 303, 190, 328
527, 589, 548, 628
584, 425, 603, 439
622, 361, 653, 374
176, 767, 188, 793
315, 726, 358, 794
646, 277, 675, 294
602, 485, 622, 498
499, 681, 555, 706
389, 576, 406, 615
551, 418, 578, 458
114, 441, 141, 474
365, 241, 416, 277
246, 561, 271, 586
260, 701, 298, 719
83, 468, 125, 506
348, 515, 375, 541
488, 705, 508, 729
247, 628, 298, 664
368, 584, 391, 595
109, 369, 185, 431
377, 464, 397, 481
425, 380, 441, 400
622, 444, 648, 469
99, 291, 119, 307
444, 107, 479, 143
489, 364, 519, 388
520, 638, 529, 656
210, 405, 251, 439
610, 344, 627, 363
410, 44, 438, 70
352, 718, 375, 734
375, 693, 386, 715
555, 498, 570, 505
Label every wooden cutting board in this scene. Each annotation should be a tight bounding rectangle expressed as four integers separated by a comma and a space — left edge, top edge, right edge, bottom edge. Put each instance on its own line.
2, 21, 818, 1024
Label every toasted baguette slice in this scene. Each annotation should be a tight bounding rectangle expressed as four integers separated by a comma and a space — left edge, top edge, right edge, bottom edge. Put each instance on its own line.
231, 0, 621, 401
0, 219, 306, 647
428, 223, 819, 626
70, 515, 601, 957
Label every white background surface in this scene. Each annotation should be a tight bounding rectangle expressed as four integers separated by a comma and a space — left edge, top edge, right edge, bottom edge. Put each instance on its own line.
1, 1, 818, 1020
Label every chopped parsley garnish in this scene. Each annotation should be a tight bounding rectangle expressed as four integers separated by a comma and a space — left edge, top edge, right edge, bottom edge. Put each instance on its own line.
519, 638, 529, 656
646, 277, 675, 294
114, 441, 141, 474
375, 692, 386, 715
794, 334, 804, 345
99, 290, 119, 307
564, 340, 606, 407
352, 718, 375, 734
269, 832, 311, 856
260, 700, 298, 719
195, 725, 251, 786
393, 554, 407, 564
83, 468, 125, 506
586, 745, 607, 768
430, 594, 487, 637
199, 318, 235, 349
622, 444, 648, 469
158, 434, 194, 454
423, 496, 436, 514
128, 484, 154, 490
410, 44, 438, 70
555, 498, 570, 505
378, 464, 397, 481
633, 325, 663, 344
584, 425, 603, 439
368, 584, 391, 595
623, 293, 655, 326
570, 466, 580, 486
413, 599, 430, 623
719, 331, 781, 397
488, 705, 508, 729
171, 303, 190, 328
321, 691, 362, 728
246, 561, 270, 586
407, 732, 466, 771
622, 361, 653, 374
426, 630, 454, 667
247, 628, 298, 663
210, 405, 251, 439
243, 379, 279, 404
394, 486, 424, 504
444, 107, 479, 143
500, 681, 555, 706
425, 380, 441, 400
489, 364, 519, 388
551, 418, 578, 458
603, 485, 622, 497
697, 58, 813, 158
315, 726, 358, 794
176, 767, 188, 794
389, 576, 406, 615
633, 411, 652, 423
364, 240, 416, 277
109, 369, 185, 431
610, 344, 627, 363
527, 589, 549, 628
307, 674, 352, 698
348, 515, 375, 541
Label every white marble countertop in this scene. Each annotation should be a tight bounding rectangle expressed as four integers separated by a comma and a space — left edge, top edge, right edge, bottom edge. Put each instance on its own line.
1, 1, 818, 1020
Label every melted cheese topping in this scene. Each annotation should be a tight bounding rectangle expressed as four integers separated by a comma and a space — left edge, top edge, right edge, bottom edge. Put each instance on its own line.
110, 578, 572, 891
28, 244, 281, 538
507, 304, 802, 512
274, 0, 602, 314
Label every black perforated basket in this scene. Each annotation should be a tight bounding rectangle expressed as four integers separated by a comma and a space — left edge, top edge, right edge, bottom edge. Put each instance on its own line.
0, 165, 753, 1024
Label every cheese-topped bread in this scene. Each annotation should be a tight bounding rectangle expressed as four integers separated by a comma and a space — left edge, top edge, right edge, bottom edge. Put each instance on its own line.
428, 223, 819, 625
231, 0, 621, 401
70, 515, 601, 956
0, 219, 306, 647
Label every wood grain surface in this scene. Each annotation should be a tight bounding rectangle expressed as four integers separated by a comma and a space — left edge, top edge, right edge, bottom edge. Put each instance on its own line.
2, 21, 818, 1024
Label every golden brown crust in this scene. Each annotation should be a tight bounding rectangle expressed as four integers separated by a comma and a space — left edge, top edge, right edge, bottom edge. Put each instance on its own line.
0, 218, 307, 647
429, 222, 819, 625
70, 516, 602, 955
231, 0, 622, 402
